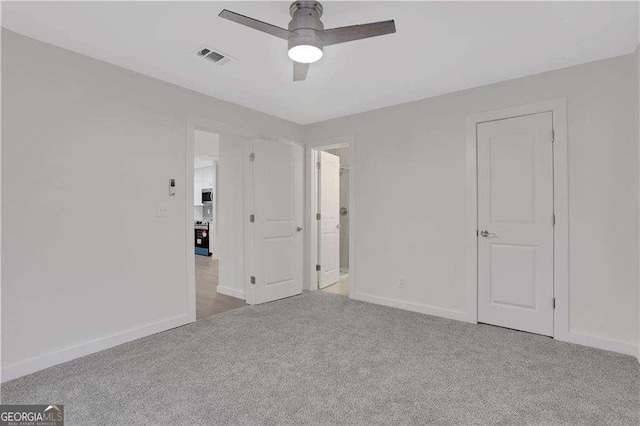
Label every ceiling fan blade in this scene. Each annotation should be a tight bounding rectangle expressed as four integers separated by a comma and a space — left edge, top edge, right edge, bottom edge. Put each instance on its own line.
321, 20, 396, 46
293, 61, 309, 81
218, 10, 290, 40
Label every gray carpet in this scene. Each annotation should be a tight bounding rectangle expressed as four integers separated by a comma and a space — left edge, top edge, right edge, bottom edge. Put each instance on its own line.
2, 291, 638, 425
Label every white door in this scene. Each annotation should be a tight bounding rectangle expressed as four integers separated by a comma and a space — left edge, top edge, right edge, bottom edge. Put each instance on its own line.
318, 151, 340, 289
249, 139, 304, 304
477, 112, 554, 336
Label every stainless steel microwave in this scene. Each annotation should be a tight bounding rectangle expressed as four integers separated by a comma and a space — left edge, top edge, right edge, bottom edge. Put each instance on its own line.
201, 189, 213, 204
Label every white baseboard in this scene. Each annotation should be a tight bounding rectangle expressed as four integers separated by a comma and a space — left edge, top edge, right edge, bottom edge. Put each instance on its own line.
353, 293, 638, 358
1, 314, 191, 383
558, 330, 638, 357
353, 292, 474, 324
217, 285, 246, 300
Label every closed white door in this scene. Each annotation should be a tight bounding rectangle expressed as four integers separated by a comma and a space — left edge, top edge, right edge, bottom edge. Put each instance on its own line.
319, 151, 340, 289
249, 139, 304, 304
477, 112, 554, 336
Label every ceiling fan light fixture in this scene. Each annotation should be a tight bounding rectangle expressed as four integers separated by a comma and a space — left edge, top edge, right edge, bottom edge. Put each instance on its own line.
219, 1, 396, 80
288, 44, 323, 63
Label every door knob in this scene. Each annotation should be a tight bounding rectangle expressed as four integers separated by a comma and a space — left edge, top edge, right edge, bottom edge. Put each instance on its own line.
296, 226, 303, 232
480, 230, 497, 238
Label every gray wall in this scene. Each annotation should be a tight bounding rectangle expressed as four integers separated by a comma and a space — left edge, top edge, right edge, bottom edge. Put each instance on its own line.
1, 29, 303, 375
306, 50, 640, 353
636, 46, 640, 360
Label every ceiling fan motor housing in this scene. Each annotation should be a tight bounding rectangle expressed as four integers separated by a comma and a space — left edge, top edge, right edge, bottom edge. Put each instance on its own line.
288, 1, 324, 53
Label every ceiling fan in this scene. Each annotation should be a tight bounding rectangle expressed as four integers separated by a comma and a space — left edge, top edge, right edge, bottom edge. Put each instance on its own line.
218, 1, 396, 81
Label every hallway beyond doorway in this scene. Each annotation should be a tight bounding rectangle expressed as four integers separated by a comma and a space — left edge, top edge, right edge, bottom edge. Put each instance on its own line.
195, 256, 245, 319
321, 272, 349, 296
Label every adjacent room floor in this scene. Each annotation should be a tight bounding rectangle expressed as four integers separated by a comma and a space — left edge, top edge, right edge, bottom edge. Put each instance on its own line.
2, 291, 638, 425
321, 272, 349, 296
195, 256, 245, 319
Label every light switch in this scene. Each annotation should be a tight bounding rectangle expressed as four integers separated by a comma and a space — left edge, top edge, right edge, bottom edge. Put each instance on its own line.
156, 204, 170, 217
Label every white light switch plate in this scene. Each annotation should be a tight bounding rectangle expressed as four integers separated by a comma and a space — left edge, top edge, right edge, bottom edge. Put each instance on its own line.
156, 204, 170, 217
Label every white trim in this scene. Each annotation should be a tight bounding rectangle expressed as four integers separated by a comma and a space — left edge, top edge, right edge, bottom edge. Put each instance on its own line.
245, 140, 255, 304
353, 293, 474, 324
560, 332, 638, 357
216, 285, 246, 300
466, 98, 572, 341
186, 117, 258, 311
306, 136, 356, 299
185, 120, 196, 322
1, 314, 190, 383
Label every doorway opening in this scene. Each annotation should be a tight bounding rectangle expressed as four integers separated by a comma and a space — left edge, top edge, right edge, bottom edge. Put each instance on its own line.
192, 128, 245, 319
308, 137, 355, 298
318, 147, 349, 295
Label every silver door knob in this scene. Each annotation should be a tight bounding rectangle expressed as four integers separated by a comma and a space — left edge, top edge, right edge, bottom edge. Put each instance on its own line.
296, 227, 303, 232
480, 230, 497, 238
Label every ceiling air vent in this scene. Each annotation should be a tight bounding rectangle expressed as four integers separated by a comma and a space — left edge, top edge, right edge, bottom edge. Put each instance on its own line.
196, 46, 232, 66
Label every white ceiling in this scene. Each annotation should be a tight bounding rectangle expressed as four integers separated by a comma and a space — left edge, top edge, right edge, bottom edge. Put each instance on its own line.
2, 1, 638, 124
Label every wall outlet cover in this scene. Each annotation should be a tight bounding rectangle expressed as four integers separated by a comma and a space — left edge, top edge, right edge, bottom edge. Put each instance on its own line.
156, 204, 170, 217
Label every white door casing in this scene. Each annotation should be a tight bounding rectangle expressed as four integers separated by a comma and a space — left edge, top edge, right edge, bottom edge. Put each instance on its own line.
477, 112, 554, 336
319, 151, 340, 289
248, 139, 304, 304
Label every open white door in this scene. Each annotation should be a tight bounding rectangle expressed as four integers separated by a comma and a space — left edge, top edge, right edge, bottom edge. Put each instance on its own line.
477, 112, 554, 336
248, 139, 304, 305
318, 151, 340, 289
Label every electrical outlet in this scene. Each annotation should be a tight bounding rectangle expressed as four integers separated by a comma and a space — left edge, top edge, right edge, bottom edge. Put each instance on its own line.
156, 204, 170, 217
398, 276, 406, 289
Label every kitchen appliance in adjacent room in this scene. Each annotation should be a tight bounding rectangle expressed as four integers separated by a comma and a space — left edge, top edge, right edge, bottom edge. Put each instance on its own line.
201, 188, 213, 204
194, 221, 211, 256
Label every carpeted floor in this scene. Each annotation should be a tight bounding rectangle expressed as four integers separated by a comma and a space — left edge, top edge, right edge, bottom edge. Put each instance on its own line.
2, 291, 638, 425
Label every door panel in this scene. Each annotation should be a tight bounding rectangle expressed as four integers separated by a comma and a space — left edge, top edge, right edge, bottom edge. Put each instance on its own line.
250, 140, 303, 304
490, 244, 536, 309
477, 112, 554, 336
319, 151, 340, 288
490, 135, 535, 223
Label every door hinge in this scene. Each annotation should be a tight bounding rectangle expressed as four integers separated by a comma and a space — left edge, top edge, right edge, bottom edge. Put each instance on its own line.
552, 298, 556, 309
316, 264, 321, 271
551, 130, 555, 143
250, 214, 255, 223
552, 213, 556, 226
316, 213, 321, 220
316, 161, 321, 170
250, 276, 256, 285
249, 152, 255, 161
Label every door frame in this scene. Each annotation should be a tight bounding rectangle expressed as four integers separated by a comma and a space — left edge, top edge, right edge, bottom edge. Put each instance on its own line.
306, 136, 356, 298
465, 98, 568, 340
185, 117, 257, 322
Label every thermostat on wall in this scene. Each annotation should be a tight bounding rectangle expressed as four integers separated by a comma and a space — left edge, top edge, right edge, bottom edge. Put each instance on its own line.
169, 178, 176, 197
